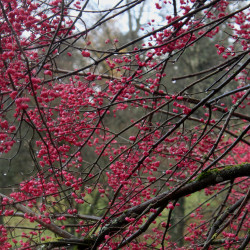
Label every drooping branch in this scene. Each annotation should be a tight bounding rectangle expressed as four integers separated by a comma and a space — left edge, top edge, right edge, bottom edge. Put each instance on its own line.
3, 212, 101, 221
0, 193, 75, 239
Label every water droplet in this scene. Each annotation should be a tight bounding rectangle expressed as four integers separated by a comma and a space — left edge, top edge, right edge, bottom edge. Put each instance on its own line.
3, 173, 7, 176
172, 80, 176, 84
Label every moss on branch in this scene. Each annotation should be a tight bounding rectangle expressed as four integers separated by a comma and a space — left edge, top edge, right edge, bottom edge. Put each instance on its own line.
195, 162, 249, 182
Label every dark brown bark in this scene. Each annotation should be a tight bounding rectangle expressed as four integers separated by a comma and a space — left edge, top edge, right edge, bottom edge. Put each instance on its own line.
89, 163, 249, 249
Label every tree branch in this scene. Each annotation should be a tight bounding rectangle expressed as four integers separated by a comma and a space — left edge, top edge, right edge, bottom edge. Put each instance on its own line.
92, 163, 250, 248
0, 193, 75, 239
